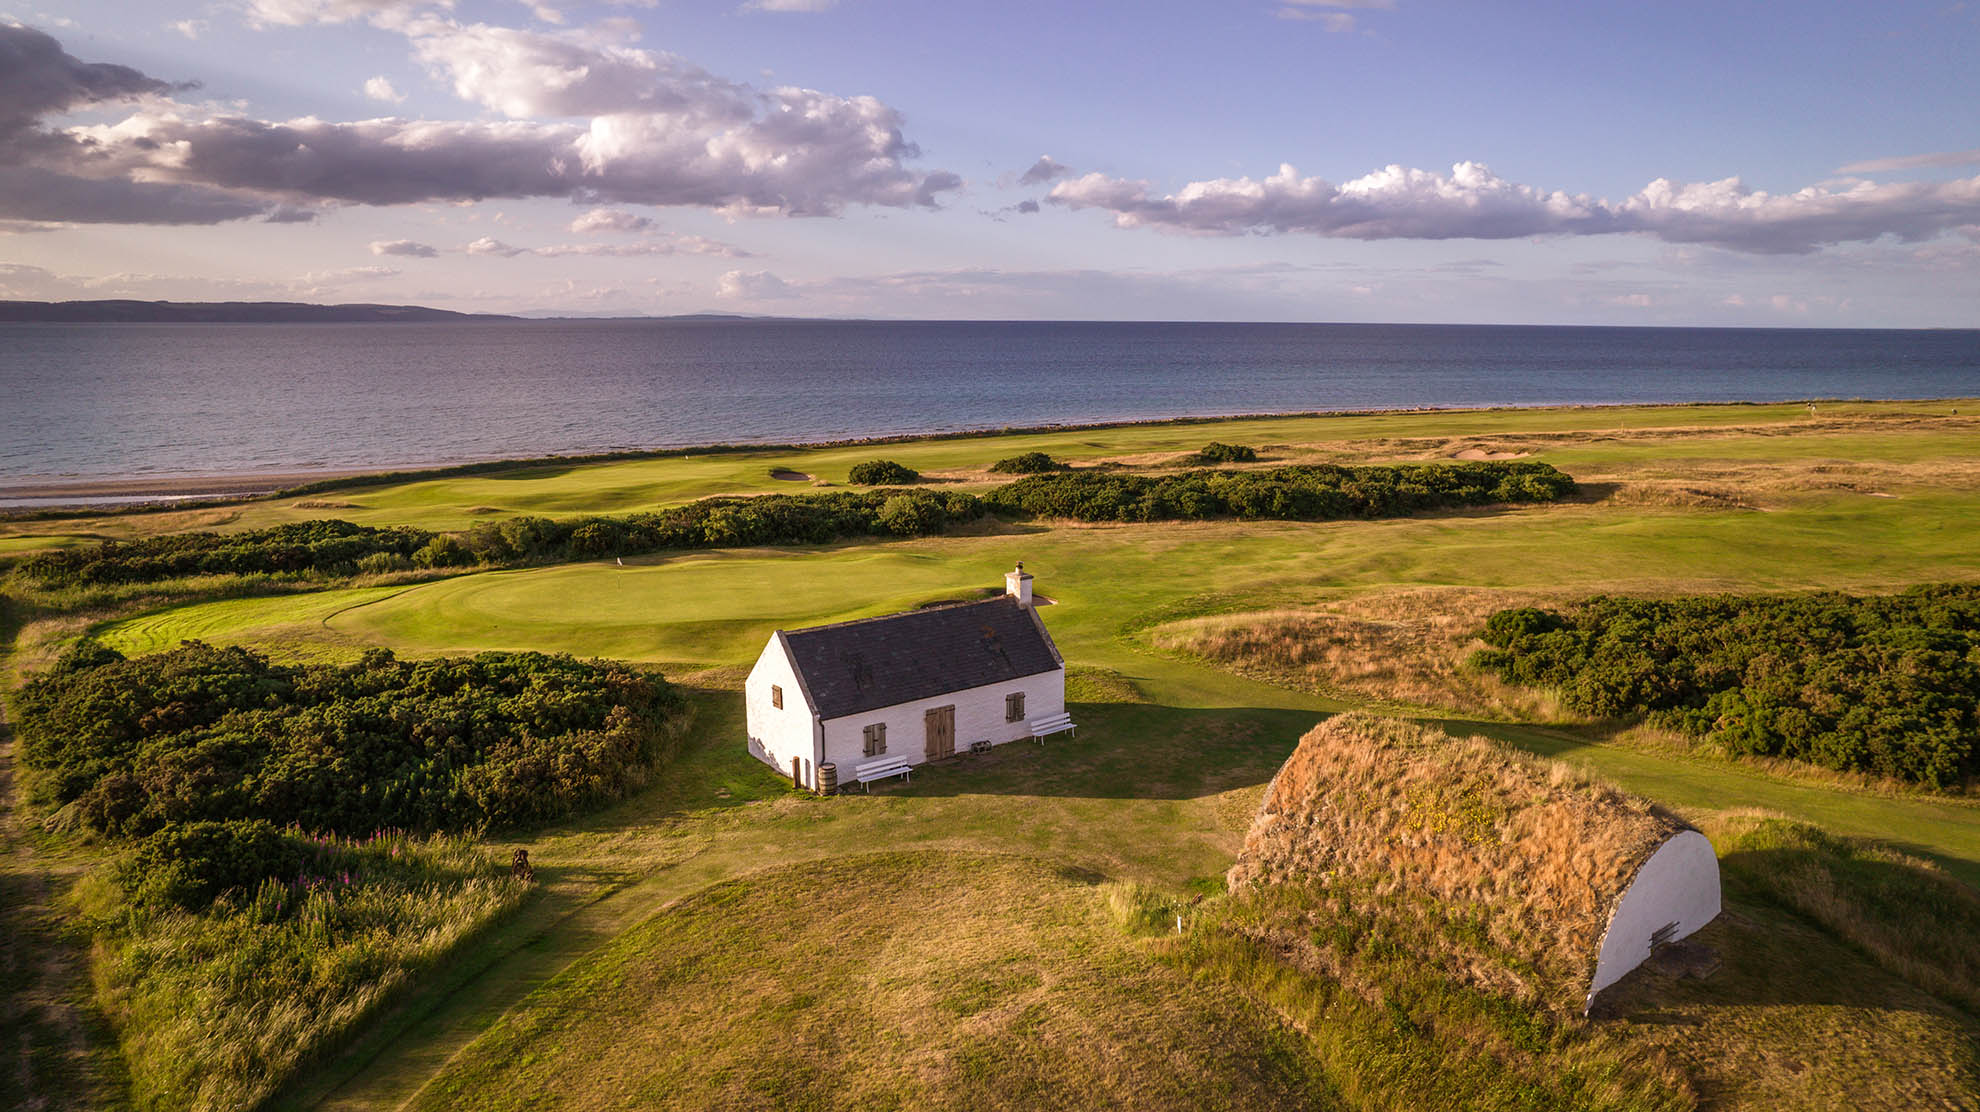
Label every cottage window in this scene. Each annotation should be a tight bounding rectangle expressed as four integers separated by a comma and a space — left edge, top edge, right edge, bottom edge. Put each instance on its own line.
863, 722, 887, 756
1006, 691, 1026, 722
771, 684, 783, 709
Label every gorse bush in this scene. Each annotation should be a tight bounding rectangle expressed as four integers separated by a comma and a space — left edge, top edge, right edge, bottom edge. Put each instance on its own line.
20, 518, 428, 586
20, 488, 987, 587
1473, 584, 1980, 787
16, 641, 687, 836
848, 458, 921, 485
988, 451, 1065, 474
985, 461, 1576, 523
120, 819, 322, 912
1190, 442, 1258, 464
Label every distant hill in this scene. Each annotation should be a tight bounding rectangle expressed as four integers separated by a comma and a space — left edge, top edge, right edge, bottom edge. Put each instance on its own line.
0, 300, 522, 323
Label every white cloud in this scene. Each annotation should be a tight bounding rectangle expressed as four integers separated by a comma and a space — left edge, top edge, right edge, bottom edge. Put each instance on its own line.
1049, 160, 1980, 254
370, 238, 438, 256
467, 232, 749, 257
1274, 0, 1392, 28
1837, 147, 1980, 174
742, 0, 837, 11
520, 0, 564, 23
715, 269, 795, 299
569, 206, 652, 233
465, 235, 529, 256
170, 19, 209, 38
244, 0, 447, 28
363, 75, 406, 102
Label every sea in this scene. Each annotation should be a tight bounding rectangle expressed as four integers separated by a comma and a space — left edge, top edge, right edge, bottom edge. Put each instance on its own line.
3, 320, 1977, 495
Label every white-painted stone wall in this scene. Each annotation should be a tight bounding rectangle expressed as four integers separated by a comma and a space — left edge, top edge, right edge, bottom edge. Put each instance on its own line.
1585, 829, 1722, 1011
821, 667, 1066, 778
744, 634, 820, 788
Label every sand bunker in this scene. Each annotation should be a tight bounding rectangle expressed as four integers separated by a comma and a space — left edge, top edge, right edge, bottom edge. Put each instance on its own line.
1453, 448, 1531, 460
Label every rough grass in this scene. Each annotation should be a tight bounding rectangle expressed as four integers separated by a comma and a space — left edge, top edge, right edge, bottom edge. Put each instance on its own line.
78, 831, 528, 1112
408, 852, 1340, 1112
1707, 812, 1980, 1012
1150, 587, 1569, 719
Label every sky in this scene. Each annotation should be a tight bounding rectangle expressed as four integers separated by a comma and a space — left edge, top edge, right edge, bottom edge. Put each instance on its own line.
1, 0, 1978, 325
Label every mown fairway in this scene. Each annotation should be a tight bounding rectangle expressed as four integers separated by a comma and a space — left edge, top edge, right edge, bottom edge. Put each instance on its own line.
12, 400, 1980, 1110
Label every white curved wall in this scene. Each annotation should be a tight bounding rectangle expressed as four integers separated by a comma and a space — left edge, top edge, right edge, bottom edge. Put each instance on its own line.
1585, 829, 1721, 1011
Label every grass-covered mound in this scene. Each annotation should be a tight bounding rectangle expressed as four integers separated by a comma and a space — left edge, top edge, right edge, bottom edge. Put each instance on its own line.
410, 853, 1338, 1112
17, 641, 686, 835
1473, 585, 1980, 787
985, 461, 1574, 522
1229, 714, 1691, 1014
82, 830, 526, 1112
18, 488, 987, 587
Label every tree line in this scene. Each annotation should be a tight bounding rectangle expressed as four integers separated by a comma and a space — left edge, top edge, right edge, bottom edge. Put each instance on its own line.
17, 461, 1575, 589
983, 461, 1575, 522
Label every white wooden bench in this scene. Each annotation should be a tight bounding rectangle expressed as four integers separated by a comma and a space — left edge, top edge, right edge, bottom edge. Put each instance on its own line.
852, 754, 913, 791
1027, 712, 1076, 743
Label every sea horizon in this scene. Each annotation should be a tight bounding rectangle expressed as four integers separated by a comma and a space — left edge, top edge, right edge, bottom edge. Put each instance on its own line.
6, 318, 1978, 499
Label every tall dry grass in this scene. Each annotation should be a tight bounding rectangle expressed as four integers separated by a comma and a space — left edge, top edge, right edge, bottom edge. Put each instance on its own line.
1152, 587, 1574, 720
79, 831, 529, 1112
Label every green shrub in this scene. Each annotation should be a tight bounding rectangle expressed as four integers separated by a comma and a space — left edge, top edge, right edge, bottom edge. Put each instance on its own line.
1191, 442, 1258, 464
988, 451, 1064, 474
985, 461, 1576, 523
355, 551, 412, 574
848, 459, 921, 485
1474, 585, 1980, 786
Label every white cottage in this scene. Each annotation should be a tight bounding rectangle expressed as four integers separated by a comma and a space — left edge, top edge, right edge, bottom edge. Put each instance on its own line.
745, 564, 1071, 792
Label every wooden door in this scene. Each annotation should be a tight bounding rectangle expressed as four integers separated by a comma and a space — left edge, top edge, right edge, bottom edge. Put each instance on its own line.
925, 705, 956, 760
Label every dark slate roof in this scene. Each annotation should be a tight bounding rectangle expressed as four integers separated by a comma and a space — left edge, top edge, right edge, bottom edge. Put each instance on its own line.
781, 596, 1063, 720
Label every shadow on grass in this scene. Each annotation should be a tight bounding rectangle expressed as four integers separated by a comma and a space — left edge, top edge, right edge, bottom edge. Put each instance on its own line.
862, 701, 1321, 801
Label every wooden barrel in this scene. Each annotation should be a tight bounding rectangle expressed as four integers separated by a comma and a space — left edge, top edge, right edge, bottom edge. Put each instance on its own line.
817, 762, 838, 795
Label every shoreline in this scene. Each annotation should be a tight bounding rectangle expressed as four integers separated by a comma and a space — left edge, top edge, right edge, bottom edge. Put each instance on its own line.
4, 395, 1973, 513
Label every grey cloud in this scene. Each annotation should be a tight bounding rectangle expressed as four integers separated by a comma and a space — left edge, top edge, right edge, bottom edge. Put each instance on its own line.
1017, 155, 1071, 187
371, 238, 440, 256
9, 26, 959, 226
0, 24, 179, 130
0, 164, 274, 224
1048, 161, 1980, 254
1015, 199, 1039, 214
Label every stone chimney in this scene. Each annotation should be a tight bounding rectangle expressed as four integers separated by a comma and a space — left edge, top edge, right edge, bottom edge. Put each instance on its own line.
1004, 561, 1034, 608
